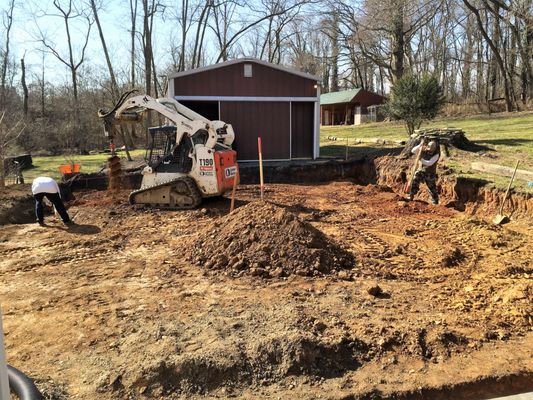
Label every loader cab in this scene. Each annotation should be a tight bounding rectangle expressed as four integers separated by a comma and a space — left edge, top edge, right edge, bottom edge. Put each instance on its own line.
146, 125, 207, 173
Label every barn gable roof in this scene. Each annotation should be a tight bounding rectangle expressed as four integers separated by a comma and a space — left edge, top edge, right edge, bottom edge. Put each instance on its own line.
320, 88, 363, 105
168, 58, 321, 82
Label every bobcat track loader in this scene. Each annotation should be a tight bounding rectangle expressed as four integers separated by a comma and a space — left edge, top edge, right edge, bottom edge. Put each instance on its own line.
98, 91, 239, 209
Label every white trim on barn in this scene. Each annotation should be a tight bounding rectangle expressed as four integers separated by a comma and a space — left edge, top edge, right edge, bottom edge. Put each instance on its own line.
314, 85, 321, 159
289, 101, 292, 158
174, 96, 318, 102
168, 78, 175, 99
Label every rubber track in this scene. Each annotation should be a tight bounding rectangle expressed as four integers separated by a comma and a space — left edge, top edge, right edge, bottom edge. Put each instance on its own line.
129, 176, 202, 210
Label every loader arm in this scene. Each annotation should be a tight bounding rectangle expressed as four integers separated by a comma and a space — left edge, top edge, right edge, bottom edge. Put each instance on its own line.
98, 94, 235, 149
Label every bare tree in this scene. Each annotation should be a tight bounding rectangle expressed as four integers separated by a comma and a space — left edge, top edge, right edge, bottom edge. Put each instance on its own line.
35, 0, 94, 150
212, 0, 312, 63
463, 0, 514, 111
129, 0, 138, 88
141, 0, 164, 97
0, 0, 15, 109
21, 57, 28, 118
0, 112, 25, 187
336, 0, 443, 84
89, 0, 133, 159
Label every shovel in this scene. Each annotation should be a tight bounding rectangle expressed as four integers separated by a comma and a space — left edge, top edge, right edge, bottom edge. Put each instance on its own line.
493, 160, 520, 225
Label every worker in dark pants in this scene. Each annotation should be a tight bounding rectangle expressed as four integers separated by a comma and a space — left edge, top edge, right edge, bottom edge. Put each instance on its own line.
31, 177, 72, 226
408, 140, 440, 205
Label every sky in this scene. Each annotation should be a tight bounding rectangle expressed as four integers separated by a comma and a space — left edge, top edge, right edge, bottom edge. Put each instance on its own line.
1, 0, 176, 87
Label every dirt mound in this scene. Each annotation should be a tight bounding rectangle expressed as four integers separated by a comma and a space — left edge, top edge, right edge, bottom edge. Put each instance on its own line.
102, 319, 365, 397
190, 201, 355, 278
0, 185, 35, 225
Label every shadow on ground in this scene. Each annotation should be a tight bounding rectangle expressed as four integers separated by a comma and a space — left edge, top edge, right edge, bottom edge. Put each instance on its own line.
474, 138, 533, 147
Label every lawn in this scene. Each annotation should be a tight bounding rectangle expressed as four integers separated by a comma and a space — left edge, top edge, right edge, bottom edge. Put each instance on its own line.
321, 111, 533, 191
23, 150, 146, 181
20, 111, 533, 192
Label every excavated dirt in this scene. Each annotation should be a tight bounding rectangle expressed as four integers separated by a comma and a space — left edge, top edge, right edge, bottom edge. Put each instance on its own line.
374, 155, 532, 216
0, 182, 531, 400
0, 185, 35, 225
107, 156, 123, 191
190, 202, 354, 278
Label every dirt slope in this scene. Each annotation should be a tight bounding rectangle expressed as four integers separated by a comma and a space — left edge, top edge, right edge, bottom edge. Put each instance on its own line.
0, 182, 531, 399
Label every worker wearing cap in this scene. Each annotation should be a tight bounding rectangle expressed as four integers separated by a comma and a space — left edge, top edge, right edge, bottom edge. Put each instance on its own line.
408, 139, 440, 205
32, 177, 72, 226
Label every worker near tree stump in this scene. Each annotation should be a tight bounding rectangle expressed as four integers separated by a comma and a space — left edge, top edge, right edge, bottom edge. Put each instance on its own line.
408, 139, 440, 205
32, 177, 72, 226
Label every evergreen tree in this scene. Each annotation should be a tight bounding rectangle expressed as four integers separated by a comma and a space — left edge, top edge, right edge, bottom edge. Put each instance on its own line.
386, 75, 446, 135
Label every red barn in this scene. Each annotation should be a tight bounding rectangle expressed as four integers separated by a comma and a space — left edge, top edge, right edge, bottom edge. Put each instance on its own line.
167, 58, 321, 161
320, 88, 386, 126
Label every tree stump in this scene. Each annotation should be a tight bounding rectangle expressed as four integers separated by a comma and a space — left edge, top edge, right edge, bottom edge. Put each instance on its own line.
399, 128, 486, 158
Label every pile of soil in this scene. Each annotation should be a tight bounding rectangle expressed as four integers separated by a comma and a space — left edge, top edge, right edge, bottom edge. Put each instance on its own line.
0, 185, 35, 224
190, 201, 355, 278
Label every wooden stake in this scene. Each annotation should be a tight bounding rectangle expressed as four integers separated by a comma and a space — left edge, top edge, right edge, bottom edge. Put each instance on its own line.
0, 307, 10, 400
230, 169, 239, 213
258, 137, 264, 201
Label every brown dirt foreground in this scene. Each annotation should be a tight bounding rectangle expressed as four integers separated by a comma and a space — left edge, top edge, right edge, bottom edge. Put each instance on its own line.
0, 182, 532, 400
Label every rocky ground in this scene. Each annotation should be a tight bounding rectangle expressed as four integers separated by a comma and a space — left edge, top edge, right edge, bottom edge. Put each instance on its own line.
0, 181, 531, 399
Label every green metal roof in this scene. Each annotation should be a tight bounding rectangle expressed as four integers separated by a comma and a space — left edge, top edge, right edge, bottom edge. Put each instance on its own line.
320, 88, 362, 105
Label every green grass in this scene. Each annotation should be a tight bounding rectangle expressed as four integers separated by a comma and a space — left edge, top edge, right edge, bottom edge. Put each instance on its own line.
321, 111, 533, 191
24, 150, 146, 181
19, 112, 533, 192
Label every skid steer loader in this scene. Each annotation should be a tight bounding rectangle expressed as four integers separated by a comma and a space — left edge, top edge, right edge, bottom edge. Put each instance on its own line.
98, 91, 239, 209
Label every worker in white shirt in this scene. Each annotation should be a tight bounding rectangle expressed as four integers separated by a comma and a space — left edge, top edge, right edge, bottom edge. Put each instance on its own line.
31, 177, 72, 226
408, 139, 440, 205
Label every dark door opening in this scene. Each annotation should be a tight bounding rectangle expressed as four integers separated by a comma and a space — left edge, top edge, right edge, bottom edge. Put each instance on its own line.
179, 101, 219, 121
291, 102, 314, 158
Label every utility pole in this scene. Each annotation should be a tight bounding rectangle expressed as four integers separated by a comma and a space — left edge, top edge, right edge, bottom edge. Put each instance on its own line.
0, 306, 9, 400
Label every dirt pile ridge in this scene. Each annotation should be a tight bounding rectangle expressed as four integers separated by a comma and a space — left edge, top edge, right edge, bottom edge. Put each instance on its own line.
190, 201, 355, 278
0, 185, 35, 225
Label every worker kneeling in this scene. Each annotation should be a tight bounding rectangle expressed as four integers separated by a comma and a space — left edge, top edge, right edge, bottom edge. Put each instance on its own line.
408, 139, 440, 205
32, 177, 72, 226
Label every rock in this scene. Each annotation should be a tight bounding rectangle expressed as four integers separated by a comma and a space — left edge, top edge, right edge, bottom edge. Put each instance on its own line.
231, 260, 246, 271
337, 270, 352, 281
250, 267, 268, 277
313, 321, 327, 333
367, 284, 383, 297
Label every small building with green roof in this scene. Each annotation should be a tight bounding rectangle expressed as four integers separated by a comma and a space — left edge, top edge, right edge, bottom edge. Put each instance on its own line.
320, 88, 385, 126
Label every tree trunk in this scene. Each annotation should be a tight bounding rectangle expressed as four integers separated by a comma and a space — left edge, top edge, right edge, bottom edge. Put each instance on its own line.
21, 57, 28, 117
0, 0, 14, 110
390, 4, 405, 84
90, 0, 132, 161
130, 0, 137, 88
463, 0, 513, 111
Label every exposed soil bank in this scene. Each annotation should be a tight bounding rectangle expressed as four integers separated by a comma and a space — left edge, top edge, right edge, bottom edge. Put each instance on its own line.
0, 185, 35, 225
373, 156, 532, 218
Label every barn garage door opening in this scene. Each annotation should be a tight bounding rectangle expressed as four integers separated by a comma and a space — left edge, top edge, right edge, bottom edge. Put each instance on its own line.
291, 102, 314, 159
220, 101, 290, 161
179, 101, 219, 121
